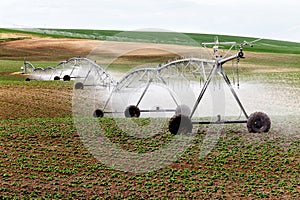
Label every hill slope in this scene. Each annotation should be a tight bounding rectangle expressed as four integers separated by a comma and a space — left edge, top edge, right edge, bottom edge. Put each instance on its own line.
1, 28, 300, 54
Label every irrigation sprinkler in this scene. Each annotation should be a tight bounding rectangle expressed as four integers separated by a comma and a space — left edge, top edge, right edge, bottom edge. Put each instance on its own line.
70, 58, 117, 90
51, 58, 82, 81
168, 37, 271, 134
93, 58, 209, 118
93, 52, 222, 119
23, 61, 55, 81
22, 61, 36, 81
22, 61, 35, 74
22, 61, 60, 81
93, 66, 188, 118
22, 57, 115, 84
93, 37, 271, 134
44, 57, 117, 87
21, 37, 271, 134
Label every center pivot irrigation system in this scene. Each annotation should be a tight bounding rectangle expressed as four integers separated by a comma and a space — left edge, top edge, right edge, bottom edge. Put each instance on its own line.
23, 37, 271, 134
91, 37, 271, 134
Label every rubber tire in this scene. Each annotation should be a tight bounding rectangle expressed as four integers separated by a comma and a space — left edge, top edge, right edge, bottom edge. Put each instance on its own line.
169, 114, 193, 135
175, 104, 191, 116
63, 75, 71, 81
75, 82, 84, 90
247, 112, 271, 133
93, 109, 104, 118
124, 105, 140, 118
54, 76, 60, 81
25, 78, 31, 81
238, 51, 244, 58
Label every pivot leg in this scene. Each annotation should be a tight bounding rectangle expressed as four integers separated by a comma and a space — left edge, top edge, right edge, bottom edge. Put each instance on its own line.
190, 65, 218, 118
136, 78, 153, 107
220, 70, 249, 119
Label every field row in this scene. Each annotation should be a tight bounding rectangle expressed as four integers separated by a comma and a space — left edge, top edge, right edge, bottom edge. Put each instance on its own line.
0, 117, 299, 198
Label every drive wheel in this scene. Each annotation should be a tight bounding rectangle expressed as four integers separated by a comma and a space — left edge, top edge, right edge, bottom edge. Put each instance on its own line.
63, 75, 71, 81
247, 112, 271, 133
169, 114, 193, 135
75, 82, 84, 90
93, 109, 104, 118
124, 105, 140, 118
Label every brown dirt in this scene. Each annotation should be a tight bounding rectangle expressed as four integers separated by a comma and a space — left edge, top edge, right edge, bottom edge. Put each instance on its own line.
0, 82, 73, 119
0, 38, 98, 61
0, 37, 201, 62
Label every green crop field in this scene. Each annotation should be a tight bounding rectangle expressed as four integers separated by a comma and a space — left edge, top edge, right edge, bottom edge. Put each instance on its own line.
0, 28, 299, 199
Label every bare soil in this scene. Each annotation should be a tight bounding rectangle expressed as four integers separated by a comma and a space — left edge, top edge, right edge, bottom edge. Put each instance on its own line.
0, 82, 73, 119
0, 37, 201, 62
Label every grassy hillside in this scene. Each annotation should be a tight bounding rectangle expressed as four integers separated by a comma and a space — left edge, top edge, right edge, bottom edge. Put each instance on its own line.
2, 28, 300, 54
